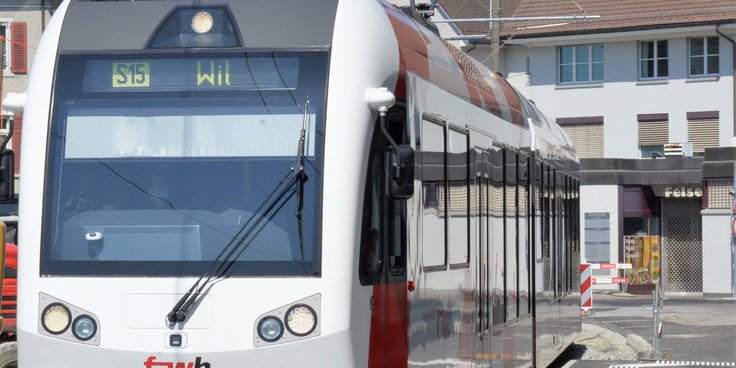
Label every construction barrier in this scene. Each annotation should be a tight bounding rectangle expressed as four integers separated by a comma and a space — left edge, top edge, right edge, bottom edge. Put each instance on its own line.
580, 263, 593, 311
580, 262, 631, 315
588, 263, 632, 270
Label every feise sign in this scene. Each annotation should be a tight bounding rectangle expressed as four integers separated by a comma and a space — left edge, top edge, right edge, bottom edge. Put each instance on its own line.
664, 187, 702, 198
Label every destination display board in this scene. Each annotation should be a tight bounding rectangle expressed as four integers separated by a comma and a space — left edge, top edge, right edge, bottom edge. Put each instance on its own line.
83, 57, 300, 93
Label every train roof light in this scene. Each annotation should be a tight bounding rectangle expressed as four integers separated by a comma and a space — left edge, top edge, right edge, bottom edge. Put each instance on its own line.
149, 7, 241, 49
191, 11, 214, 34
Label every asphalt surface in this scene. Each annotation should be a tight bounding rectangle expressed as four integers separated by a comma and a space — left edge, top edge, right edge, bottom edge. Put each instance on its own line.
553, 293, 736, 368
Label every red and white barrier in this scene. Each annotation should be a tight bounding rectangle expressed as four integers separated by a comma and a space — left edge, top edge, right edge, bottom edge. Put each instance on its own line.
581, 263, 593, 311
581, 262, 631, 314
589, 263, 632, 270
592, 277, 628, 284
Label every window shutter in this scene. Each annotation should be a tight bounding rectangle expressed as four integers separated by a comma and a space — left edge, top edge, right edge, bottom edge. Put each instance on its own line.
638, 121, 669, 146
561, 124, 604, 158
10, 22, 27, 74
687, 119, 719, 153
11, 114, 21, 175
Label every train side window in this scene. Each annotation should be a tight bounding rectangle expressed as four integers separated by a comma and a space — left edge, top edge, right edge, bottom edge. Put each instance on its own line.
504, 148, 518, 322
490, 146, 505, 328
533, 159, 542, 264
542, 164, 551, 293
572, 178, 577, 290
421, 116, 446, 270
448, 127, 469, 267
518, 153, 530, 317
358, 106, 407, 285
561, 174, 568, 293
565, 175, 576, 292
551, 168, 558, 298
567, 175, 573, 293
555, 170, 564, 296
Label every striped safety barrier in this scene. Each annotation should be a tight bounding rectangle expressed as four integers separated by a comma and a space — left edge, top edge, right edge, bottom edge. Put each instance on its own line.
581, 263, 593, 312
593, 277, 628, 284
581, 262, 631, 314
589, 263, 632, 270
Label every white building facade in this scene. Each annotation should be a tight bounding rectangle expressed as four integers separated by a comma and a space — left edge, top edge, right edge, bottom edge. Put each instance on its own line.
503, 26, 735, 159
498, 17, 736, 296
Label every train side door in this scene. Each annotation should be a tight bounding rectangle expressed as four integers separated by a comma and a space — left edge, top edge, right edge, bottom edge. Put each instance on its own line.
359, 104, 409, 367
470, 130, 493, 364
553, 169, 564, 340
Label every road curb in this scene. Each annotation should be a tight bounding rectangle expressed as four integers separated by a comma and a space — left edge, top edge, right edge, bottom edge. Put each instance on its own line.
625, 333, 652, 353
584, 320, 652, 354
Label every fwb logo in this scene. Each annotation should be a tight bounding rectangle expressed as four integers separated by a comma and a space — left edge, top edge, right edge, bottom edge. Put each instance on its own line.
144, 356, 210, 368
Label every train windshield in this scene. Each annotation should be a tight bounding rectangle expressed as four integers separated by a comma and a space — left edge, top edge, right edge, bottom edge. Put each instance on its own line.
41, 52, 328, 277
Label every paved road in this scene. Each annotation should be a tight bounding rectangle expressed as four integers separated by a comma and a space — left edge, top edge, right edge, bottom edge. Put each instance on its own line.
554, 294, 736, 368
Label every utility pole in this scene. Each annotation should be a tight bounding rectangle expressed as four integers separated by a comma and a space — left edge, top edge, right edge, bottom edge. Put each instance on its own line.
490, 0, 501, 72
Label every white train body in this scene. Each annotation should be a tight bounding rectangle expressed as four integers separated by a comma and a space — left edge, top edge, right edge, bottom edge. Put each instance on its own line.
17, 0, 580, 367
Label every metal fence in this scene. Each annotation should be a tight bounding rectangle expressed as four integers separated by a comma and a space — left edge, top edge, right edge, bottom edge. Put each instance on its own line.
662, 198, 702, 293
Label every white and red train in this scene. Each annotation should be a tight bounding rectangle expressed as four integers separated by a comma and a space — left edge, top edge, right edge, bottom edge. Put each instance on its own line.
14, 0, 580, 367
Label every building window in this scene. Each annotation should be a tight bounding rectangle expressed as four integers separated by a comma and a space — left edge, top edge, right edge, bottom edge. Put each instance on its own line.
689, 37, 719, 77
639, 40, 668, 79
687, 111, 719, 155
557, 117, 604, 158
0, 116, 11, 145
558, 44, 603, 84
0, 23, 9, 71
637, 114, 669, 158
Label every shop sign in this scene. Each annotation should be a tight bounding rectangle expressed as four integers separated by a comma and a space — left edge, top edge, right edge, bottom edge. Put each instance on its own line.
664, 186, 702, 198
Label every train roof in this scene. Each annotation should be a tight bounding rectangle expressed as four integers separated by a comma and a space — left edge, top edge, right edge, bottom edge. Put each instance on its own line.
59, 0, 339, 52
382, 2, 577, 162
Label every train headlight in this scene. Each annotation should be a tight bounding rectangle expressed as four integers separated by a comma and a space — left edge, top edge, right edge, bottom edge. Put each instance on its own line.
39, 293, 100, 346
72, 315, 97, 341
42, 303, 72, 335
257, 316, 284, 343
285, 304, 317, 336
191, 11, 214, 34
253, 294, 320, 347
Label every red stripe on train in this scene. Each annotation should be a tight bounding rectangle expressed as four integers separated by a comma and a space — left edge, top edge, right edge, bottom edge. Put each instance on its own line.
368, 283, 409, 368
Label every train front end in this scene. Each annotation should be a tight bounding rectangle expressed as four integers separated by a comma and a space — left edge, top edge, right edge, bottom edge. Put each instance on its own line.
18, 0, 400, 366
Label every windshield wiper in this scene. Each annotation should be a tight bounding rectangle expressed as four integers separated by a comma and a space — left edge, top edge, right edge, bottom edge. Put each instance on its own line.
166, 92, 312, 326
165, 172, 298, 325
294, 92, 309, 267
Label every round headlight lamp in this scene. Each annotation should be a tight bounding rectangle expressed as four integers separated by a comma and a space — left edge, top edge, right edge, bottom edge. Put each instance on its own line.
285, 304, 317, 336
191, 11, 214, 34
72, 315, 97, 341
42, 303, 72, 335
257, 316, 284, 343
